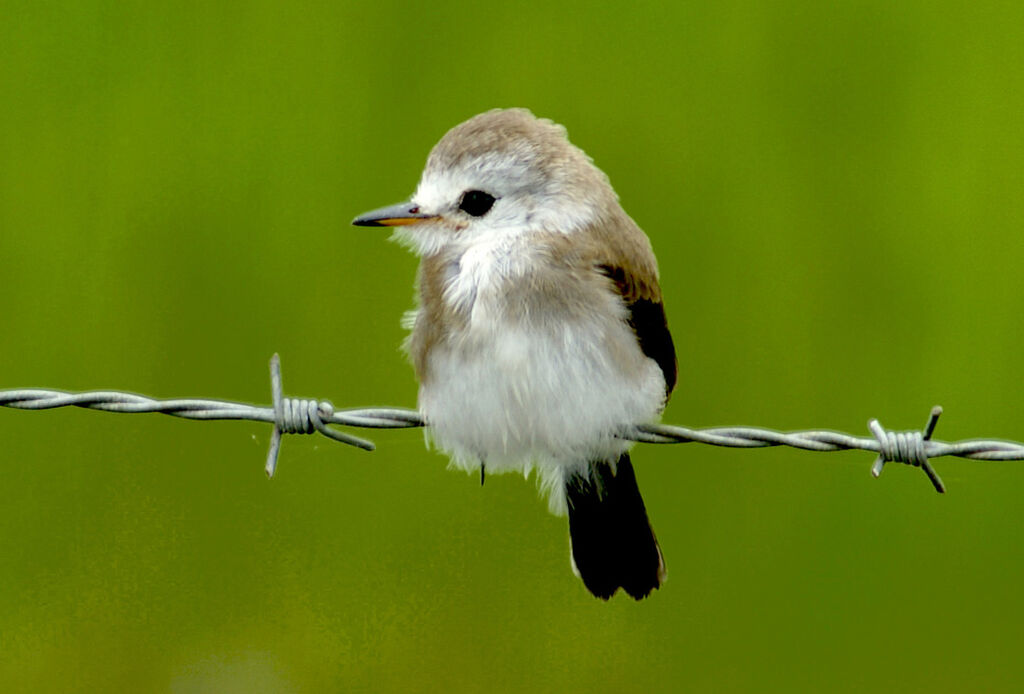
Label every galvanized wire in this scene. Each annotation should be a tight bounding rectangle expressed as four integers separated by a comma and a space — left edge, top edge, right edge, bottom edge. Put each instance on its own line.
3, 355, 1023, 492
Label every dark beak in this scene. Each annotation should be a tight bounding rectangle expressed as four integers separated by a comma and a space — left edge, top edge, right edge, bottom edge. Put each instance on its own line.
352, 201, 439, 227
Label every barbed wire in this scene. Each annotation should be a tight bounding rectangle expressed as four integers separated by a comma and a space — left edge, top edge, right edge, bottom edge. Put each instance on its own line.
3, 354, 1023, 492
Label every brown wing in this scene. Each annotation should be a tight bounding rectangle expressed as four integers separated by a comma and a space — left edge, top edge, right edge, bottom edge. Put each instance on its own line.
598, 265, 677, 398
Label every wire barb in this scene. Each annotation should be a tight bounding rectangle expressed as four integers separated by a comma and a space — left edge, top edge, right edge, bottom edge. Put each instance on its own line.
2, 358, 1024, 492
872, 407, 942, 495
868, 406, 945, 493
265, 354, 376, 477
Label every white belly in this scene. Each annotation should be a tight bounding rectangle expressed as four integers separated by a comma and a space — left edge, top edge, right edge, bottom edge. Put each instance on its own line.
419, 312, 665, 514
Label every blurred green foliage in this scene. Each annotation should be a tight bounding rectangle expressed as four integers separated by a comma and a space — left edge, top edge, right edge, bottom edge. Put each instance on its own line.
2, 1, 1024, 692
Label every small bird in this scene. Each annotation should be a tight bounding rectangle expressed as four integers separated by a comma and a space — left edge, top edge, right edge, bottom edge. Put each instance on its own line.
353, 109, 676, 600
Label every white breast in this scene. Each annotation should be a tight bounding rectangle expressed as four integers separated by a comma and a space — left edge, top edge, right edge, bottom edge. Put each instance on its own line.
416, 235, 666, 514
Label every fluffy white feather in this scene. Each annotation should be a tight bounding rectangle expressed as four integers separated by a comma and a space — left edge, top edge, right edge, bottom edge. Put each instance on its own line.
410, 229, 665, 514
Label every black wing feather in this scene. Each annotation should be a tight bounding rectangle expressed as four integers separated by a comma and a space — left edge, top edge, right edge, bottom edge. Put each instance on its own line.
598, 265, 677, 397
626, 297, 676, 396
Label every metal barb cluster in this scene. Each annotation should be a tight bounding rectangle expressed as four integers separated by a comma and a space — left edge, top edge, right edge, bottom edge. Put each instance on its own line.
868, 407, 945, 493
3, 355, 1024, 492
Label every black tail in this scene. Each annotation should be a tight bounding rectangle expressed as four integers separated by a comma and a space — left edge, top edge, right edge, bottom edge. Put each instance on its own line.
565, 454, 665, 600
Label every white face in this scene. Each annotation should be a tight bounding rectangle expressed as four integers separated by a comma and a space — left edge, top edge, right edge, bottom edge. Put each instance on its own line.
393, 150, 599, 257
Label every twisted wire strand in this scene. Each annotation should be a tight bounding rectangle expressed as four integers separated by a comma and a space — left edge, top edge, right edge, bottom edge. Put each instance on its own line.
3, 355, 1023, 491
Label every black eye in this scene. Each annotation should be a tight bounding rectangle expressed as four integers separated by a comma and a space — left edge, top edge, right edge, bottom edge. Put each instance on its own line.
458, 190, 496, 217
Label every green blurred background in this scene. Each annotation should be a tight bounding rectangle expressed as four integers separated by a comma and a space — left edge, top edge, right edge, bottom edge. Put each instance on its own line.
3, 1, 1024, 691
